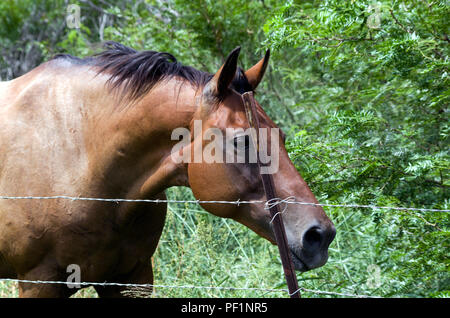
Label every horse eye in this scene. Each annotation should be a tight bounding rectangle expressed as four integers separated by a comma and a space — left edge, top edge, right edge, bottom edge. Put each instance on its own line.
233, 135, 250, 150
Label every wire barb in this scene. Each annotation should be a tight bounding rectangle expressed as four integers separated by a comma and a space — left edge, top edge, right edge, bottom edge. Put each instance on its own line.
265, 196, 296, 223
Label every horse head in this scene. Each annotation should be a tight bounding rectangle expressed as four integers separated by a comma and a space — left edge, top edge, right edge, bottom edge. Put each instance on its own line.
180, 48, 336, 271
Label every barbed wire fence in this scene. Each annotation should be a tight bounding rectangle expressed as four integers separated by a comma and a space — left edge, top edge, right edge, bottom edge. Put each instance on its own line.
0, 195, 448, 298
0, 277, 377, 298
1, 195, 448, 212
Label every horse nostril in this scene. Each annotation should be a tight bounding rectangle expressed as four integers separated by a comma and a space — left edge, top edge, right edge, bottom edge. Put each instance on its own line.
303, 225, 336, 252
298, 224, 336, 270
303, 226, 323, 250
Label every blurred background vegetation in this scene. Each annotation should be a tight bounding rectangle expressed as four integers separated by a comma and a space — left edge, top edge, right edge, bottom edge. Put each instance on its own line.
0, 0, 448, 297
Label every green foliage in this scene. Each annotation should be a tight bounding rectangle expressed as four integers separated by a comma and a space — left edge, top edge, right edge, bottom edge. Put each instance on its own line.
264, 0, 449, 297
0, 0, 448, 298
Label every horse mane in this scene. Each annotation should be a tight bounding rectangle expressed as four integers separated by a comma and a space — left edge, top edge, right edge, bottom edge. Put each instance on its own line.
52, 41, 252, 100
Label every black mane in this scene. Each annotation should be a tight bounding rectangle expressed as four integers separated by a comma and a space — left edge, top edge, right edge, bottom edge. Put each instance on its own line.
52, 41, 252, 100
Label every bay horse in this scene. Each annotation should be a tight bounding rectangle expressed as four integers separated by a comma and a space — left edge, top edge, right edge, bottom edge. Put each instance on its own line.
0, 42, 335, 297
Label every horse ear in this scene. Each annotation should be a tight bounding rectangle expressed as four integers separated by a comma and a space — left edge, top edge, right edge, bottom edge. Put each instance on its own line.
207, 47, 241, 97
245, 49, 270, 90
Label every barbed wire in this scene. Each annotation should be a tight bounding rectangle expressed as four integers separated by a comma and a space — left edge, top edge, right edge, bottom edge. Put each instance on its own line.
0, 195, 448, 212
0, 278, 378, 298
0, 194, 446, 298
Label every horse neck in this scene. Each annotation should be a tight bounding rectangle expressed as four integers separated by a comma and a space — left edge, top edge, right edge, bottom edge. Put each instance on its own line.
85, 77, 197, 199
